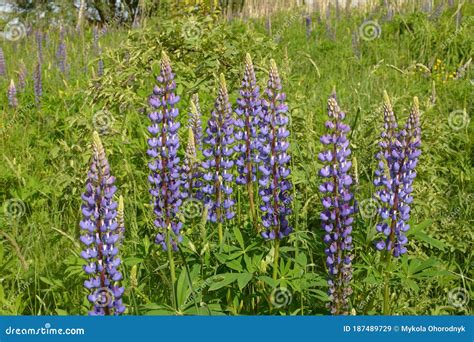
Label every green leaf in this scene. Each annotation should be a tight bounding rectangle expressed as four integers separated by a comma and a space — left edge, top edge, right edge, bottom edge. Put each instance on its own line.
258, 276, 277, 288
233, 226, 245, 249
236, 272, 253, 290
123, 257, 144, 266
411, 231, 446, 250
226, 257, 243, 272
176, 268, 189, 308
208, 273, 238, 291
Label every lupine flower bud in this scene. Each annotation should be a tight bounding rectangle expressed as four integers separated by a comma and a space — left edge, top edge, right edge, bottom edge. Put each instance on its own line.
182, 128, 203, 200
258, 60, 292, 240
374, 93, 422, 257
80, 132, 125, 316
33, 61, 42, 105
188, 94, 202, 150
8, 79, 18, 108
0, 48, 6, 77
117, 195, 125, 244
319, 93, 355, 315
202, 74, 235, 223
147, 51, 183, 251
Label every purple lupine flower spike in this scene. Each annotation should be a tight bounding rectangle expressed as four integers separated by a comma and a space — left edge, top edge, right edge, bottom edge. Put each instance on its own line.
147, 51, 183, 251
374, 93, 421, 257
0, 48, 6, 77
8, 79, 18, 108
188, 94, 202, 150
202, 74, 236, 225
80, 132, 125, 316
319, 93, 355, 315
258, 59, 292, 240
56, 26, 67, 73
305, 15, 312, 39
235, 53, 261, 229
235, 53, 261, 186
36, 31, 43, 64
33, 61, 42, 105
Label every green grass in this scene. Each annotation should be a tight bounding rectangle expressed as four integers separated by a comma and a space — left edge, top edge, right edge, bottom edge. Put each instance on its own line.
0, 3, 472, 315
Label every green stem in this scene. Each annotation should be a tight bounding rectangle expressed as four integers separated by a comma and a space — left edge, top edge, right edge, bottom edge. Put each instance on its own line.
218, 222, 223, 245
272, 239, 280, 281
166, 226, 177, 312
383, 251, 392, 315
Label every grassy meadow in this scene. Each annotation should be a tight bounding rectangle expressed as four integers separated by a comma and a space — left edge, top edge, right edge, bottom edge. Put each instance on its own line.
0, 1, 472, 316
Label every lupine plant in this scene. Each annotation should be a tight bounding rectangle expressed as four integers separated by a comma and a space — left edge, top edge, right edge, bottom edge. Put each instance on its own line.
234, 53, 261, 230
56, 26, 67, 73
33, 61, 42, 105
79, 132, 125, 316
202, 74, 236, 243
146, 51, 183, 311
147, 51, 183, 251
319, 93, 355, 315
0, 48, 6, 77
258, 60, 292, 280
374, 92, 422, 314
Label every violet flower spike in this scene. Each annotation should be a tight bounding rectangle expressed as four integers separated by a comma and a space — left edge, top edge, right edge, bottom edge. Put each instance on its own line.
202, 74, 236, 227
374, 93, 421, 257
305, 15, 312, 39
8, 79, 18, 108
33, 61, 42, 105
258, 59, 292, 240
80, 132, 125, 316
56, 26, 67, 74
319, 93, 355, 315
0, 47, 6, 77
147, 51, 183, 251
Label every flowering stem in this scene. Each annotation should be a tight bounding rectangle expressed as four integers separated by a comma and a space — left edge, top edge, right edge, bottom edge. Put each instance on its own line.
272, 238, 280, 280
383, 251, 392, 315
166, 225, 177, 312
